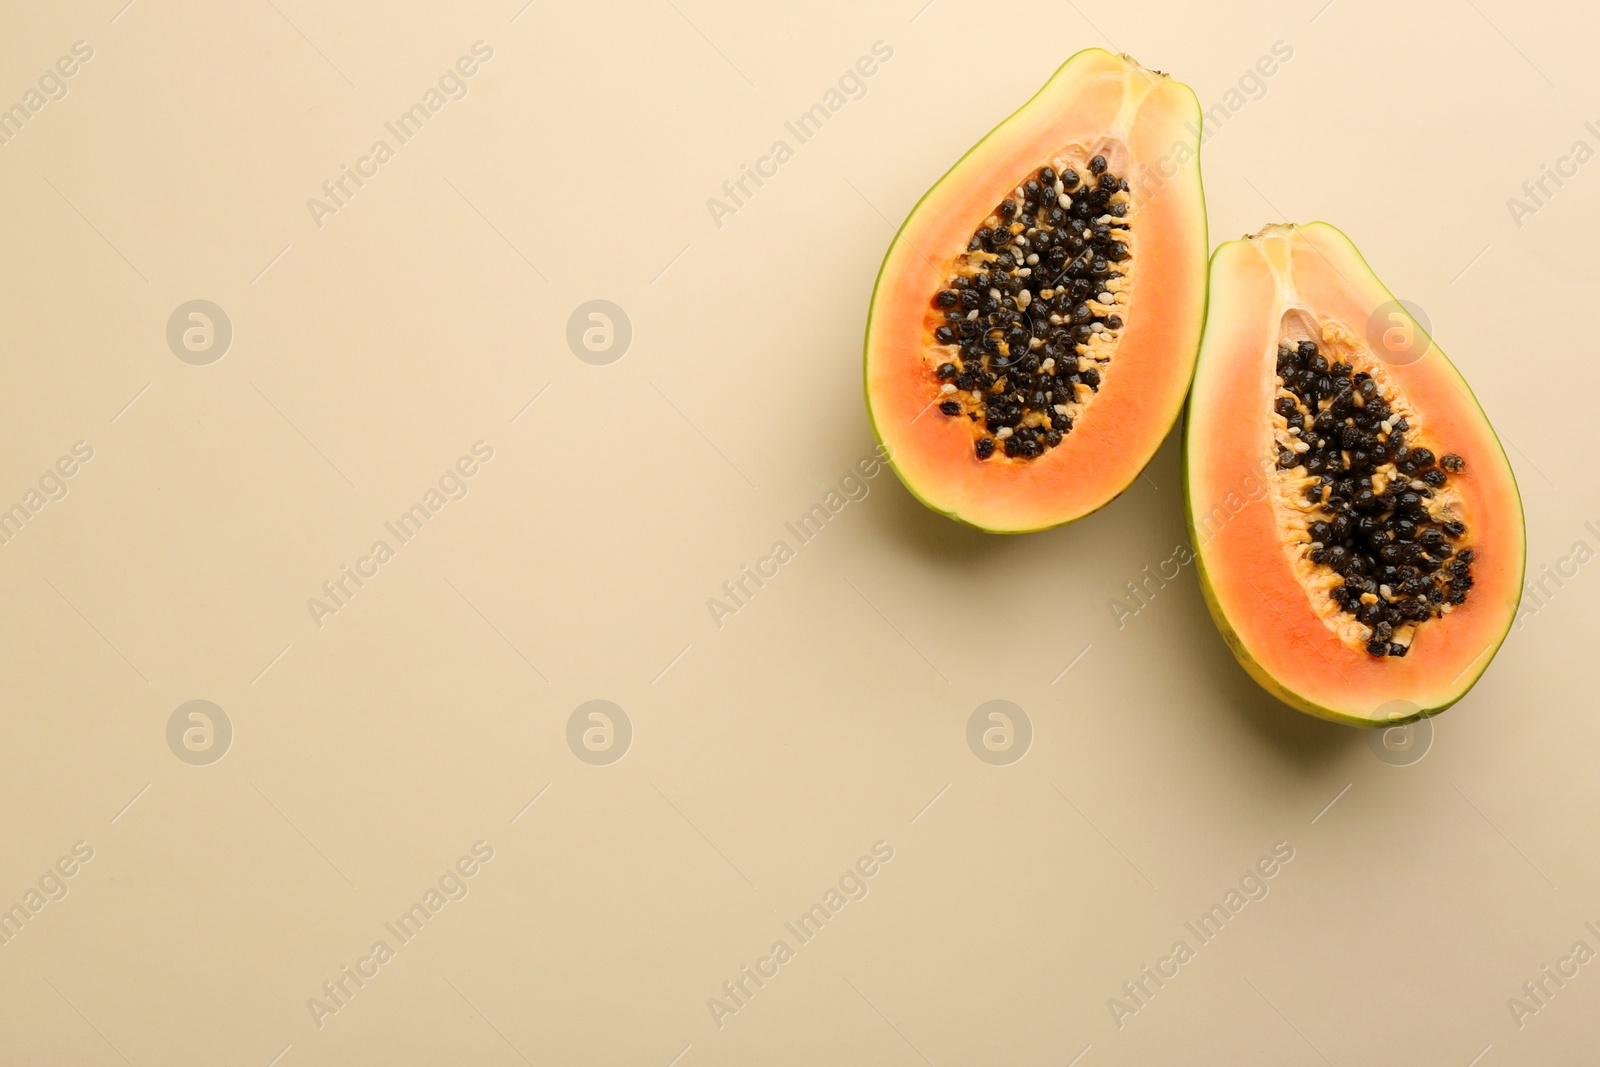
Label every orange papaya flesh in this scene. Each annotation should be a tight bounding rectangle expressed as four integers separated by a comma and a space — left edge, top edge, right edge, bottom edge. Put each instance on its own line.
865, 49, 1207, 533
1185, 222, 1525, 726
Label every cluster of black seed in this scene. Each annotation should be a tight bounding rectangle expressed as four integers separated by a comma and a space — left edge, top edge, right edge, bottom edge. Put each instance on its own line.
1274, 340, 1473, 657
929, 156, 1130, 460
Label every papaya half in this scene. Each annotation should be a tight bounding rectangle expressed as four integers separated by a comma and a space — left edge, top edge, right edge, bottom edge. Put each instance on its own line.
1185, 222, 1524, 726
864, 49, 1207, 532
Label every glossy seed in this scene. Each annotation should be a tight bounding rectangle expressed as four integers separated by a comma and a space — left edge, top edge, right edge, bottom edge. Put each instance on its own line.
927, 159, 1132, 462
1269, 337, 1473, 649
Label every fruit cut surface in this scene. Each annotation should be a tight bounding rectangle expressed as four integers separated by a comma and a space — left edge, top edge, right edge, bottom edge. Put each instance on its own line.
864, 49, 1207, 532
1185, 222, 1525, 725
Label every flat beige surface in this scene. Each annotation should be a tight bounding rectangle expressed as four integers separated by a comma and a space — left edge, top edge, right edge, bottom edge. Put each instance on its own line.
1, 1, 1597, 1064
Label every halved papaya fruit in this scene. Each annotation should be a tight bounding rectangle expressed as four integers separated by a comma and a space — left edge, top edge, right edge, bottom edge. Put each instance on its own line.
1185, 222, 1524, 726
864, 49, 1207, 532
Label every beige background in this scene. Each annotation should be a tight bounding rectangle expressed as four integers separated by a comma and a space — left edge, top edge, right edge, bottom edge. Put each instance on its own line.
1, 0, 1596, 1063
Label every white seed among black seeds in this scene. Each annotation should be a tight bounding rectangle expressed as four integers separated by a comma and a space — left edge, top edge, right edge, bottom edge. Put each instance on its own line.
930, 160, 1132, 461
1271, 339, 1475, 657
